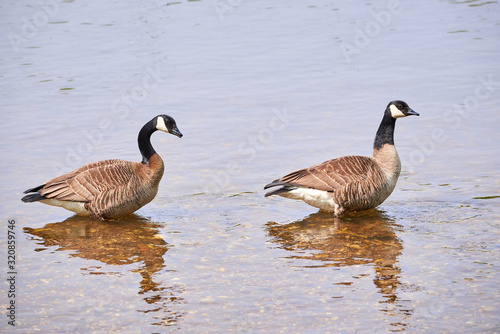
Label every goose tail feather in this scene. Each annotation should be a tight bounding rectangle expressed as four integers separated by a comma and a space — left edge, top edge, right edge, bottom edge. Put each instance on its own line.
23, 184, 45, 194
264, 180, 296, 197
21, 192, 46, 203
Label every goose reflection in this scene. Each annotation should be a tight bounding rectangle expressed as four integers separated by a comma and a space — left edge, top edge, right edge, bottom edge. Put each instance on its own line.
266, 210, 413, 331
23, 214, 183, 326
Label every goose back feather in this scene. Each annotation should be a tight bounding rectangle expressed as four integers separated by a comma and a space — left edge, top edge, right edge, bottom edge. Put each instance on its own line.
36, 156, 163, 218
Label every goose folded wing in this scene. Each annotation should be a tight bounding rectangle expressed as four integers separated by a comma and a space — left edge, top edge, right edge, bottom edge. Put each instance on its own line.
277, 155, 377, 192
39, 159, 135, 202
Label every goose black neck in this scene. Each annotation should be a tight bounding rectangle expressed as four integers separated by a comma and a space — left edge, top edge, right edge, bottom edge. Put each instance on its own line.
373, 113, 397, 150
138, 119, 158, 164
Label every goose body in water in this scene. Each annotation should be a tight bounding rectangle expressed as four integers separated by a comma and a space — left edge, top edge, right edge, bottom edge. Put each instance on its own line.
264, 101, 419, 217
22, 115, 182, 219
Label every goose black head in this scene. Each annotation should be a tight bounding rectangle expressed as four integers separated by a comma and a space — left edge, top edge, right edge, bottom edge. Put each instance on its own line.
155, 115, 183, 138
387, 100, 419, 119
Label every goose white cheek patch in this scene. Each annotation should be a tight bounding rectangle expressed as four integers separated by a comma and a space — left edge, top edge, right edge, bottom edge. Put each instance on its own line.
389, 104, 406, 118
156, 116, 169, 132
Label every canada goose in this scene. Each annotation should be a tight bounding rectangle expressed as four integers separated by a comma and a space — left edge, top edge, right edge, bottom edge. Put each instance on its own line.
22, 115, 182, 219
264, 100, 419, 216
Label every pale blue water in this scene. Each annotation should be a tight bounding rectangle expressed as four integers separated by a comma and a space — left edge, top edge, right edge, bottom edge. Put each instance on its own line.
1, 0, 499, 332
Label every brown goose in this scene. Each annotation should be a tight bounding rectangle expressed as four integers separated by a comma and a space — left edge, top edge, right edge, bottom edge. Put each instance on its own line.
264, 101, 419, 216
22, 115, 182, 219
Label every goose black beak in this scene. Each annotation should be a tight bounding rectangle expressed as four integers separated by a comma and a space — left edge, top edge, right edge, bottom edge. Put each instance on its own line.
170, 126, 183, 138
407, 108, 419, 116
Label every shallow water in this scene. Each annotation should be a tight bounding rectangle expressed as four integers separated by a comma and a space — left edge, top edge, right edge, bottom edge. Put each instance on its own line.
1, 0, 499, 332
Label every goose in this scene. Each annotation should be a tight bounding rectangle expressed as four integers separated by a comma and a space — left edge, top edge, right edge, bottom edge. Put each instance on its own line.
22, 115, 182, 219
264, 100, 419, 216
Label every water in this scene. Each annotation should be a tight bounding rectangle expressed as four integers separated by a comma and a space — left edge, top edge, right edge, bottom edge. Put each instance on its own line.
1, 0, 499, 332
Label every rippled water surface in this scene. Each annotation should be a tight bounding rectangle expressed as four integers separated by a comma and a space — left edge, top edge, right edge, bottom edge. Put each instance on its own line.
1, 0, 499, 332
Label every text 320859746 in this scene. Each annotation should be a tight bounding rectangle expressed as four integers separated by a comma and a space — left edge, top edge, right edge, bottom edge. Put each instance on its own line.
6, 219, 17, 327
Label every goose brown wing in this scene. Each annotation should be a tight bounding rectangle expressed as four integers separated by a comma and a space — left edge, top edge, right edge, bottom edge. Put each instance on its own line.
39, 159, 136, 202
277, 155, 379, 192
